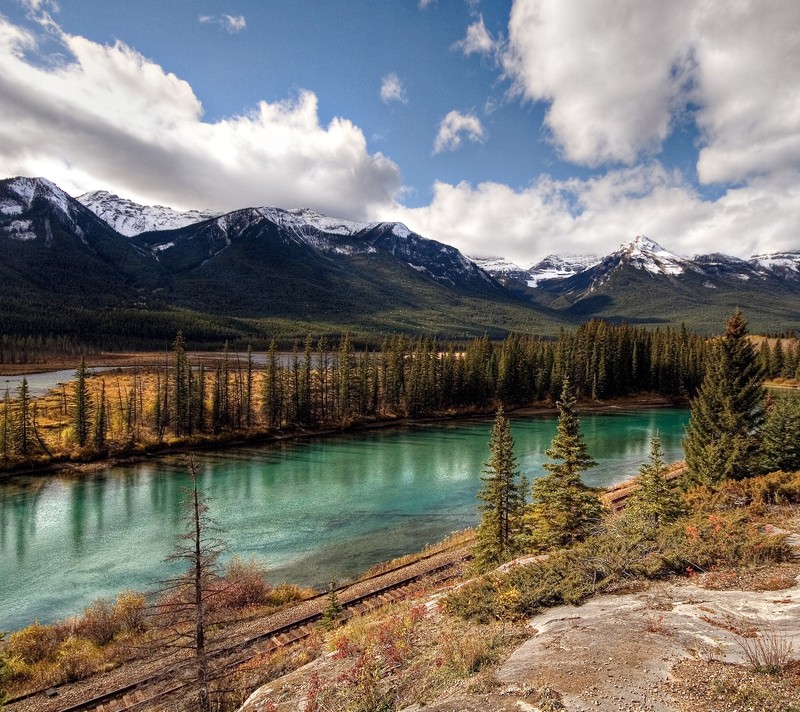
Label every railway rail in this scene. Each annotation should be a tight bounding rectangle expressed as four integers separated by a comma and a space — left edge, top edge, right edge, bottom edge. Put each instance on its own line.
6, 540, 473, 712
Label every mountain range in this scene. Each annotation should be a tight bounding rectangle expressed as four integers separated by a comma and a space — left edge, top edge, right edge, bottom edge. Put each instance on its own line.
1, 176, 798, 346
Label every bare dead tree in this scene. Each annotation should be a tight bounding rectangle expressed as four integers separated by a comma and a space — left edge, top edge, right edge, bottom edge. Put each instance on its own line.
153, 456, 225, 712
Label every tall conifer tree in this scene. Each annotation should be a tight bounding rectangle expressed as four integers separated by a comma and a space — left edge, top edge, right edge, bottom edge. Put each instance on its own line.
683, 310, 765, 484
72, 357, 92, 447
474, 406, 526, 567
525, 377, 602, 550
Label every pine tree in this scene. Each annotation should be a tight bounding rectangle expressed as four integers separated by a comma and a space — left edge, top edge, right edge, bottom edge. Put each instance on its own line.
93, 380, 108, 452
72, 357, 92, 447
474, 407, 526, 568
320, 580, 343, 629
14, 378, 33, 457
172, 331, 190, 437
525, 377, 603, 550
0, 386, 10, 462
683, 310, 765, 484
760, 393, 800, 472
626, 434, 682, 526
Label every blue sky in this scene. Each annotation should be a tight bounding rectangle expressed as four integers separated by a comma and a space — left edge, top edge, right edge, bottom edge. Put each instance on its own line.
1, 0, 799, 264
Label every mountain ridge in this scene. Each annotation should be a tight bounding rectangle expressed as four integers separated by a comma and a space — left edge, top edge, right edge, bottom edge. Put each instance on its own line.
2, 176, 799, 343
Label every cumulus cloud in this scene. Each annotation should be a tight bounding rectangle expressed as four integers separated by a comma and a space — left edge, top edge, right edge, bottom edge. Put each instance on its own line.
692, 2, 800, 185
433, 111, 485, 154
380, 72, 408, 105
381, 164, 800, 264
454, 15, 496, 56
199, 14, 246, 34
0, 15, 401, 218
503, 0, 692, 167
503, 0, 800, 185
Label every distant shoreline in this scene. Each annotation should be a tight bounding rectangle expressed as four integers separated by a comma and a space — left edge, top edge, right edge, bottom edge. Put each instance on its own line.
0, 393, 685, 482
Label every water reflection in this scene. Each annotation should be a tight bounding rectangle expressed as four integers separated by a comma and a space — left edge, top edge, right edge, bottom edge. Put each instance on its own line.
0, 408, 688, 629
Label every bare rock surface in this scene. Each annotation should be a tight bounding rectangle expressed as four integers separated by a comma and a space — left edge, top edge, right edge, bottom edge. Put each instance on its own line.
495, 575, 800, 711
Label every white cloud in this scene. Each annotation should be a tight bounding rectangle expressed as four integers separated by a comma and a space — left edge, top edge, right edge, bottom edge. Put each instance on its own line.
199, 14, 246, 34
503, 0, 691, 167
503, 0, 800, 185
0, 15, 400, 218
454, 15, 495, 56
380, 165, 800, 264
380, 72, 408, 105
692, 2, 800, 185
433, 111, 485, 154
418, 0, 436, 9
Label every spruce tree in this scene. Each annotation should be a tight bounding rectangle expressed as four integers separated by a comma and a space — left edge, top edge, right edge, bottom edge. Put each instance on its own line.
14, 378, 33, 457
72, 357, 92, 447
626, 434, 682, 526
683, 310, 765, 484
760, 393, 800, 473
525, 377, 602, 550
320, 580, 343, 629
474, 406, 526, 568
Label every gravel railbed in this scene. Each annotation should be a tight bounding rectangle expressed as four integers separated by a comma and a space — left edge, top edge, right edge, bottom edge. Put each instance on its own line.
6, 544, 471, 712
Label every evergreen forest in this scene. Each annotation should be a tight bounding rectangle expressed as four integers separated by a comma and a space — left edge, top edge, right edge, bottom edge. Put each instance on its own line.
0, 320, 716, 470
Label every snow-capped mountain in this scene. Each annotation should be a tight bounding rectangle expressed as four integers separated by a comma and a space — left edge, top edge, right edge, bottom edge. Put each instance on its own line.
469, 256, 530, 280
2, 177, 84, 238
76, 189, 492, 289
616, 236, 687, 276
526, 254, 600, 286
0, 177, 164, 303
77, 190, 221, 237
4, 175, 800, 338
2, 177, 508, 337
750, 251, 800, 280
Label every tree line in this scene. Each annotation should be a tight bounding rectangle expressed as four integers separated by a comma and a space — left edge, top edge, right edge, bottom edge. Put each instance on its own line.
474, 309, 800, 568
0, 321, 710, 469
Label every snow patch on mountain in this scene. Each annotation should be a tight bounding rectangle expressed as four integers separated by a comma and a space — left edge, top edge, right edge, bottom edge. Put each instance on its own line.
258, 206, 375, 237
751, 252, 800, 273
469, 256, 527, 274
620, 236, 686, 276
527, 254, 599, 286
8, 177, 73, 220
78, 190, 220, 237
392, 223, 411, 239
2, 219, 36, 241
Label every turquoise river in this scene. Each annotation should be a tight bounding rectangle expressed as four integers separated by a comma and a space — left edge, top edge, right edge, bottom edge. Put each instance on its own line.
0, 407, 688, 630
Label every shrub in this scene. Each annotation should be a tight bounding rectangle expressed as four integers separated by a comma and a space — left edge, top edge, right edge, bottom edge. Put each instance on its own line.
438, 625, 505, 676
733, 617, 795, 674
445, 485, 793, 622
56, 637, 101, 683
658, 511, 792, 573
264, 583, 314, 607
76, 598, 118, 646
214, 556, 271, 610
113, 590, 148, 635
6, 622, 62, 664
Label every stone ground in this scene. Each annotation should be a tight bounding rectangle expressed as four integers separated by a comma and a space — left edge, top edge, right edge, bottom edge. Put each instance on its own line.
240, 531, 800, 712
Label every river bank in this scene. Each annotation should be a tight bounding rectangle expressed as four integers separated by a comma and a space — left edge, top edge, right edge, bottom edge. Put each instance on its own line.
0, 392, 683, 481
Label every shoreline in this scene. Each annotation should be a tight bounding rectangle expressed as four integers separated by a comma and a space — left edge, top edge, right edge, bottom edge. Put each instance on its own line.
0, 393, 684, 482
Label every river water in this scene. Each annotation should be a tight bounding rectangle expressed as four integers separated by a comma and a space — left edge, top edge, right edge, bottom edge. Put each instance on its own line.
0, 407, 688, 630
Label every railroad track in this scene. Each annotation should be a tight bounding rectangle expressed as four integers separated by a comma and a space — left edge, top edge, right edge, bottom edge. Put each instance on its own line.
603, 463, 687, 511
7, 542, 472, 712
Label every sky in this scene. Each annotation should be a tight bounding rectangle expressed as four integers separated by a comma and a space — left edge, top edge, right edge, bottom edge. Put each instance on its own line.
1, 0, 799, 265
